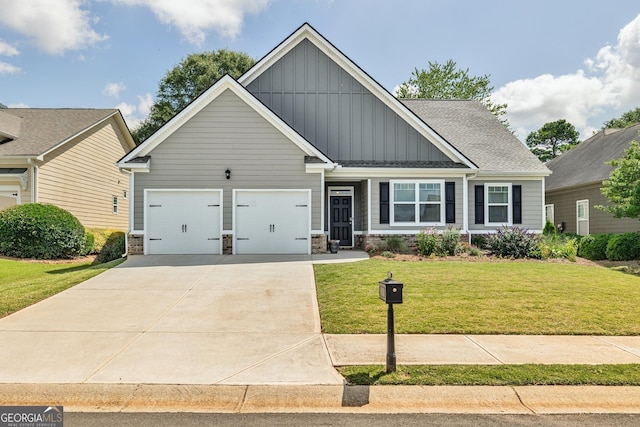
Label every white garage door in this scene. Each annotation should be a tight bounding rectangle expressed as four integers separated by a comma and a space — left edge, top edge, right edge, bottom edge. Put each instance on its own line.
146, 190, 221, 255
235, 190, 310, 255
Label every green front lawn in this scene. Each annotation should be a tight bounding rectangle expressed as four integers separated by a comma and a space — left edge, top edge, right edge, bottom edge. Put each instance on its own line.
314, 259, 640, 335
0, 258, 124, 317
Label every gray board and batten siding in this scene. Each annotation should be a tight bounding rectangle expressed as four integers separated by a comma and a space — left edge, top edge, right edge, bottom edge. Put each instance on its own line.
133, 89, 322, 231
246, 39, 460, 165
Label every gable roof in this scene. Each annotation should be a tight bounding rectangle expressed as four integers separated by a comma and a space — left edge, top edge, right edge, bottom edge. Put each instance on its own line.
403, 99, 549, 175
0, 109, 134, 158
118, 75, 334, 167
240, 23, 476, 169
546, 124, 640, 191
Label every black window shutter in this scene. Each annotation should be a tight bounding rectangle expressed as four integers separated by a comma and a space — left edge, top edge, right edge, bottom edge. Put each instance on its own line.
380, 182, 390, 224
445, 182, 455, 223
474, 185, 484, 224
513, 185, 522, 224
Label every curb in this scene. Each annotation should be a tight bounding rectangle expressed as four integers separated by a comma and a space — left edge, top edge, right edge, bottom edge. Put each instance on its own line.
2, 384, 640, 414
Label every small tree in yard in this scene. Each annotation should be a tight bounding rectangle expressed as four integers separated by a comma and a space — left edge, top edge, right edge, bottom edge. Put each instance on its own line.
597, 139, 640, 219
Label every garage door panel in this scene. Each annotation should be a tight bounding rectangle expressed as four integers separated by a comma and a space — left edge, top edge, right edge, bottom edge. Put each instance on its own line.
235, 191, 309, 255
146, 191, 221, 255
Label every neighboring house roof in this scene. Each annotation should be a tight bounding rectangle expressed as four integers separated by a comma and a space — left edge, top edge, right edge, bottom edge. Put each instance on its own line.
0, 109, 133, 158
403, 99, 549, 175
546, 124, 640, 192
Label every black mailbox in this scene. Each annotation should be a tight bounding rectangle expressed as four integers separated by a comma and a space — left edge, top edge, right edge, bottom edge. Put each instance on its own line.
379, 273, 403, 304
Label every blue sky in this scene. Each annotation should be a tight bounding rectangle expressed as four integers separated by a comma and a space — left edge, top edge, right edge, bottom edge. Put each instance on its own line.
1, 0, 639, 142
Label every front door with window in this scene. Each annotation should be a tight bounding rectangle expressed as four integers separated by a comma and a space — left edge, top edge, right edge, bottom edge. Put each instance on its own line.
330, 194, 353, 246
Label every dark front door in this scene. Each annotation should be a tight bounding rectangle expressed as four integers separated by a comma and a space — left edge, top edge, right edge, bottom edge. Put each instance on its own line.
330, 196, 352, 246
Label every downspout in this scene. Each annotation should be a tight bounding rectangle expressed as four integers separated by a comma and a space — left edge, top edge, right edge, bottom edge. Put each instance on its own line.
27, 158, 38, 203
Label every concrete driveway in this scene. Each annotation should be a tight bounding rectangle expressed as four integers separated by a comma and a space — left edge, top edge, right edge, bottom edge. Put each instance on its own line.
0, 254, 359, 385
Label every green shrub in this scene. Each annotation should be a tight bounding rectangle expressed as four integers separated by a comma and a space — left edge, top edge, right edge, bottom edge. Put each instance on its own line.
85, 228, 124, 253
0, 203, 85, 259
416, 229, 439, 256
83, 231, 95, 256
578, 234, 613, 261
469, 246, 481, 256
380, 250, 395, 258
96, 231, 125, 263
380, 235, 409, 254
439, 227, 463, 256
471, 234, 487, 249
543, 219, 556, 236
606, 233, 640, 261
536, 235, 577, 261
486, 226, 540, 259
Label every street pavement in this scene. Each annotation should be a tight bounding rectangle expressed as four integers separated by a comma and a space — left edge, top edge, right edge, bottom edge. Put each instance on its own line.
1, 251, 639, 414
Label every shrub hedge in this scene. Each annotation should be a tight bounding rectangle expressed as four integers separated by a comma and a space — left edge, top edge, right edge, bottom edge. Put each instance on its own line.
578, 234, 613, 261
0, 203, 85, 259
605, 233, 640, 261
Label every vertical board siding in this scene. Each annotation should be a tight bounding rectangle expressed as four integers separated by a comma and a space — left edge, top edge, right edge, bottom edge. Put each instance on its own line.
547, 185, 640, 234
247, 39, 450, 163
37, 119, 131, 229
133, 89, 321, 231
468, 180, 544, 231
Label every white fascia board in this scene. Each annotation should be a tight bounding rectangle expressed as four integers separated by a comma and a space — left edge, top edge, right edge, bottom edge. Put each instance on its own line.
119, 75, 332, 166
470, 171, 550, 179
38, 111, 119, 159
326, 167, 471, 179
0, 157, 31, 165
240, 24, 476, 169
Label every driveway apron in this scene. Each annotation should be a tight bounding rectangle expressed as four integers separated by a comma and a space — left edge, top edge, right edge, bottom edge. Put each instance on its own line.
0, 255, 344, 385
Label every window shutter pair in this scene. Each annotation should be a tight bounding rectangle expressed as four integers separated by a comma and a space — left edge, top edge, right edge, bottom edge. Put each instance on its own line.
379, 182, 455, 224
474, 184, 522, 224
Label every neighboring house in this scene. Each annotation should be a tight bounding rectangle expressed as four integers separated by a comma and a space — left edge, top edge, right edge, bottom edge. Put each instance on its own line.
545, 124, 640, 235
0, 108, 136, 229
118, 23, 549, 255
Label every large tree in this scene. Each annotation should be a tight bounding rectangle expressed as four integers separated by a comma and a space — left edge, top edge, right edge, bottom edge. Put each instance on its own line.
602, 107, 640, 129
133, 49, 255, 143
598, 139, 640, 219
525, 119, 580, 162
395, 59, 509, 128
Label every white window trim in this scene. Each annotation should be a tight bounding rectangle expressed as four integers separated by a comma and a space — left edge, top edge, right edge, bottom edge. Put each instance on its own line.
112, 196, 119, 215
545, 204, 555, 224
485, 183, 512, 226
390, 179, 445, 226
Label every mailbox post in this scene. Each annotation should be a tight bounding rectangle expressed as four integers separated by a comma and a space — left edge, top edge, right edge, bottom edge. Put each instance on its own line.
379, 272, 403, 373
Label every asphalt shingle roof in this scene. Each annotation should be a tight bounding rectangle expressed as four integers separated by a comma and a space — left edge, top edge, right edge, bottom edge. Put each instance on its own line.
545, 124, 640, 192
402, 99, 549, 174
0, 109, 117, 157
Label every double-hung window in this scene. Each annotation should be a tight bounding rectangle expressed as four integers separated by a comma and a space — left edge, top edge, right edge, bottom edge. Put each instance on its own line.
391, 180, 444, 225
112, 196, 119, 215
485, 184, 511, 225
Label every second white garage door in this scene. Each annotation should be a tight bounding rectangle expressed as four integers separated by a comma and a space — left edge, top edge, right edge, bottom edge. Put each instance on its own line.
146, 190, 221, 255
235, 190, 310, 255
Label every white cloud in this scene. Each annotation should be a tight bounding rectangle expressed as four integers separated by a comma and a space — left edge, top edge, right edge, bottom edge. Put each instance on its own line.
117, 93, 154, 129
102, 82, 126, 98
492, 14, 640, 141
110, 0, 270, 44
0, 40, 19, 56
0, 0, 107, 54
7, 102, 29, 108
0, 61, 20, 74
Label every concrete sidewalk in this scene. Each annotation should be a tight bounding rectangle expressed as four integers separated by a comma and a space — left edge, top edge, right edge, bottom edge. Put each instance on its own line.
325, 334, 640, 365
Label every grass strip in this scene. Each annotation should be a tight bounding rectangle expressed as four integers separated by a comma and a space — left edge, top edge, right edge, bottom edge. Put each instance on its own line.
0, 258, 124, 317
338, 364, 640, 386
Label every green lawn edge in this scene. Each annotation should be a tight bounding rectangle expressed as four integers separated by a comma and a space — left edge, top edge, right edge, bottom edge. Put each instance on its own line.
338, 364, 640, 386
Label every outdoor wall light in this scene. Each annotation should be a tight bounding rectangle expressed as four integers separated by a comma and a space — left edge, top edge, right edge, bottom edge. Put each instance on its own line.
225, 168, 231, 180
